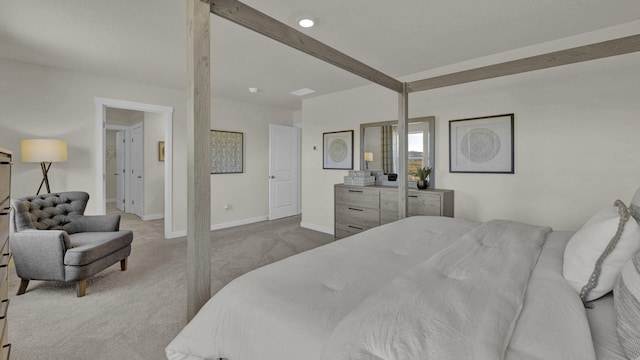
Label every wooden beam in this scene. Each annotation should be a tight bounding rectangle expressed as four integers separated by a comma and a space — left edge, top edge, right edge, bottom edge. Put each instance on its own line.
407, 34, 640, 92
397, 83, 408, 218
210, 0, 403, 93
186, 0, 212, 321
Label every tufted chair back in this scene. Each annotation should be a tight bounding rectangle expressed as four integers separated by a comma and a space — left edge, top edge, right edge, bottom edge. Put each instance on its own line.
11, 192, 89, 234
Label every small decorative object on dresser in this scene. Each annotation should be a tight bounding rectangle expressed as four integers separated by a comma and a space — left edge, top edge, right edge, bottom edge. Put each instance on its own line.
334, 184, 454, 239
0, 147, 12, 358
415, 166, 432, 189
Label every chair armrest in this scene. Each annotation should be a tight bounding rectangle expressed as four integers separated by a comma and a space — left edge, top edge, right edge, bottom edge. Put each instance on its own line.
9, 229, 70, 281
66, 214, 121, 233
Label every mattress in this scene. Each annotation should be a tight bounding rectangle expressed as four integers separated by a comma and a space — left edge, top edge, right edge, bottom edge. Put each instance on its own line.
166, 217, 597, 360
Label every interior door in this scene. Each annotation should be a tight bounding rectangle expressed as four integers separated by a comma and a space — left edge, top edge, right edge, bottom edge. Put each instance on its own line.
129, 123, 144, 218
269, 124, 299, 220
115, 131, 126, 212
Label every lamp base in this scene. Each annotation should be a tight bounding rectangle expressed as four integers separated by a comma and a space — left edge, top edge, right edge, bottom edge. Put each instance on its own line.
36, 162, 52, 195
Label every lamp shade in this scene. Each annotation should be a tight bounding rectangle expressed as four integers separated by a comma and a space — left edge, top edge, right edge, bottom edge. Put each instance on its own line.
364, 152, 373, 162
21, 139, 68, 163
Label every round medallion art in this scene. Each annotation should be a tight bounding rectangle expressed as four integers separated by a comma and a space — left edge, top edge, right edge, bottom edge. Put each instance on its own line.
328, 139, 348, 163
460, 128, 501, 163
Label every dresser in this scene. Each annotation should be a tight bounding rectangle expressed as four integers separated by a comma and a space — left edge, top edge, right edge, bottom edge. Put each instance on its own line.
0, 148, 11, 359
334, 184, 454, 239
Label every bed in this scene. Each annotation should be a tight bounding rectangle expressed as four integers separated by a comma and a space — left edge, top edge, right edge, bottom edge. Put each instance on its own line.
165, 194, 640, 360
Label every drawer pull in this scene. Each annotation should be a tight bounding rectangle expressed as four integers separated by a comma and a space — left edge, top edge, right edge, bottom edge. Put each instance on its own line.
348, 207, 363, 212
348, 190, 363, 193
0, 162, 11, 165
0, 254, 9, 268
408, 195, 418, 198
0, 300, 8, 320
348, 225, 364, 230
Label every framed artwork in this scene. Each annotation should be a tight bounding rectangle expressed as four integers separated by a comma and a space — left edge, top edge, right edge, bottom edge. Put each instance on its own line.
323, 130, 354, 170
158, 141, 165, 162
211, 130, 243, 174
449, 114, 514, 174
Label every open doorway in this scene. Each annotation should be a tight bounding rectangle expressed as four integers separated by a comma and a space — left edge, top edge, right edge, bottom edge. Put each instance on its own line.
95, 97, 174, 238
104, 109, 151, 219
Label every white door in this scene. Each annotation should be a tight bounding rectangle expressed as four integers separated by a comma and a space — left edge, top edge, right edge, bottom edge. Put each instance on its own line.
115, 131, 126, 212
130, 123, 144, 218
269, 125, 299, 220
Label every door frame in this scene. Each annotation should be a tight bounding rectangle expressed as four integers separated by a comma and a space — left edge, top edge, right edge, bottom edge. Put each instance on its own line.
95, 97, 174, 238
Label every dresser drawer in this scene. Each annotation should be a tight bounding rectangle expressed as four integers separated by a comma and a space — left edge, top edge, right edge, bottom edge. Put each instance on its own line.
380, 210, 399, 225
335, 204, 379, 228
381, 190, 442, 216
335, 222, 373, 239
0, 154, 10, 206
408, 191, 441, 216
0, 344, 9, 360
335, 186, 379, 209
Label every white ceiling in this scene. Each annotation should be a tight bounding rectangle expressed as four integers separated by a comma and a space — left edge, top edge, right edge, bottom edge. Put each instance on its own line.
1, 0, 639, 110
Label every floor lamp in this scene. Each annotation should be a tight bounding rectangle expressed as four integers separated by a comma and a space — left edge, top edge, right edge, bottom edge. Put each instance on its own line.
21, 139, 68, 195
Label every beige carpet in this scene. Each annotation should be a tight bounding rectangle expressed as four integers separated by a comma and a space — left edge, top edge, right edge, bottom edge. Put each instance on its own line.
8, 207, 333, 360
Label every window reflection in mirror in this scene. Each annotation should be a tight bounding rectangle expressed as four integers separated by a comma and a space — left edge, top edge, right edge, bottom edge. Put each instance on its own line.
360, 116, 435, 187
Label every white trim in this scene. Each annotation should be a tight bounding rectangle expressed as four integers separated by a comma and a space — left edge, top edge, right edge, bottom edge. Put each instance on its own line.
300, 222, 334, 235
95, 97, 174, 239
142, 213, 165, 221
212, 216, 269, 231
164, 216, 270, 239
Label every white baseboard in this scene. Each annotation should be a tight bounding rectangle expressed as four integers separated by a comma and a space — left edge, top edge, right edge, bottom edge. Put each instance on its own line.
165, 216, 269, 239
166, 230, 186, 239
142, 214, 164, 221
300, 222, 334, 235
211, 216, 268, 231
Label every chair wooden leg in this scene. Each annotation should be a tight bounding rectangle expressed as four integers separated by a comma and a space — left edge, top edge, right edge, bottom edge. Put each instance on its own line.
120, 257, 128, 271
16, 279, 29, 295
76, 279, 87, 297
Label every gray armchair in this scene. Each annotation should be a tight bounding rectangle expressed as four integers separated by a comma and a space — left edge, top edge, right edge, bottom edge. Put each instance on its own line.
10, 191, 133, 297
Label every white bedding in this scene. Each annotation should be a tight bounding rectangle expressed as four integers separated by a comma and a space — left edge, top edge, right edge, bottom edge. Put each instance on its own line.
166, 216, 595, 360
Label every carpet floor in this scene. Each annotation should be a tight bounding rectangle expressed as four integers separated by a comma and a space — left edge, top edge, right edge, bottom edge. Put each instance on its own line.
8, 208, 333, 360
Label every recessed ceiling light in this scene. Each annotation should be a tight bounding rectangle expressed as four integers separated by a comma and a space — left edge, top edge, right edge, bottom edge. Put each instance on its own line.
248, 87, 259, 93
298, 18, 315, 28
290, 88, 315, 97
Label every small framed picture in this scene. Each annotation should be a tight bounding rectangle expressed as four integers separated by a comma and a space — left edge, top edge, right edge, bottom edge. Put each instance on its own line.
158, 141, 165, 162
323, 130, 354, 170
449, 114, 514, 174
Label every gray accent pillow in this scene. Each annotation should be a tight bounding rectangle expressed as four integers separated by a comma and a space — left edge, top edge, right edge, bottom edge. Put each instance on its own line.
614, 251, 640, 359
631, 187, 640, 223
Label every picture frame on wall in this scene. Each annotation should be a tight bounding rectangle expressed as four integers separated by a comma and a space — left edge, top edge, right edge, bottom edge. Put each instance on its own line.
211, 130, 243, 174
158, 141, 165, 162
323, 130, 354, 170
449, 114, 514, 174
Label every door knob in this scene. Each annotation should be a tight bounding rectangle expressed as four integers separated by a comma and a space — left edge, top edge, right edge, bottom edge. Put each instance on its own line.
269, 175, 275, 179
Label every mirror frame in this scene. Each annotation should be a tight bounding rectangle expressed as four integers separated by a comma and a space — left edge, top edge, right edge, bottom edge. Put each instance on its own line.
359, 116, 436, 188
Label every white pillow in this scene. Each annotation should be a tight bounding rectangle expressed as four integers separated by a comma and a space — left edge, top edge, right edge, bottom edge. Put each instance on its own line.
563, 201, 640, 302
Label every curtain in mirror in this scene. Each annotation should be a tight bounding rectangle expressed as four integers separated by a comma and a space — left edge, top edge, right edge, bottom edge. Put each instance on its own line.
381, 125, 397, 174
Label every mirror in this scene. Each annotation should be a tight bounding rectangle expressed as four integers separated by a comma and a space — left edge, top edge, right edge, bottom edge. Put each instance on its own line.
360, 116, 435, 187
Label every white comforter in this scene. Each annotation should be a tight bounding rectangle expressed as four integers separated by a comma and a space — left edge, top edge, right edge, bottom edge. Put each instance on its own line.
166, 216, 595, 360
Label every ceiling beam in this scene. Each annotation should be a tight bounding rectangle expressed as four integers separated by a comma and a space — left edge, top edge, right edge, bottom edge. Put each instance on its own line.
407, 34, 640, 93
210, 0, 404, 93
